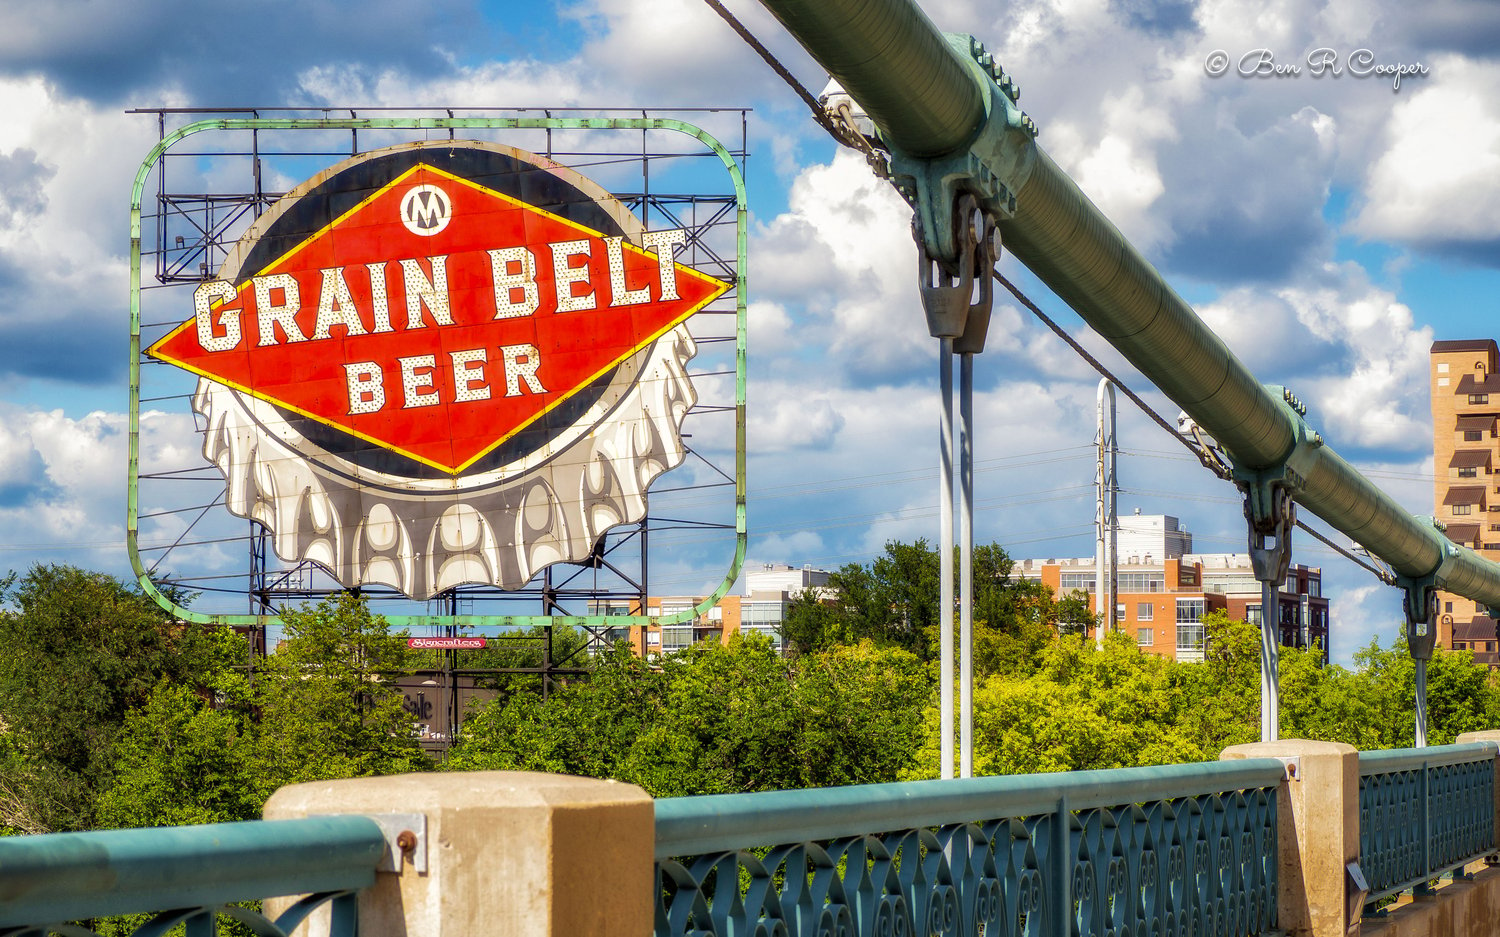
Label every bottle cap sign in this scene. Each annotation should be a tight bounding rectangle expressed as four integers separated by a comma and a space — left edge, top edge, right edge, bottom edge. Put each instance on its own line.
147, 142, 729, 598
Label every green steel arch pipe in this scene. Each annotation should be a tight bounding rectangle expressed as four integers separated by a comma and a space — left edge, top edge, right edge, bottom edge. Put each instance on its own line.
755, 0, 1500, 609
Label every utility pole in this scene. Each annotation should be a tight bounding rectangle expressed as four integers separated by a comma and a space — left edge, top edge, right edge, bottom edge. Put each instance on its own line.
1094, 379, 1117, 647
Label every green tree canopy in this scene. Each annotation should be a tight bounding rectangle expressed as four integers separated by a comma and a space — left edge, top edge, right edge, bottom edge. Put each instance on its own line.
251, 593, 430, 792
0, 565, 229, 831
449, 636, 929, 797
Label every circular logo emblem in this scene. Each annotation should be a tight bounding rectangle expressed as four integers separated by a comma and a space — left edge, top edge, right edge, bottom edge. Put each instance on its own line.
400, 184, 452, 236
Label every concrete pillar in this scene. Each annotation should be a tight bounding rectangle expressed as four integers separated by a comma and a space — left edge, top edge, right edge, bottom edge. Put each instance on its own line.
1222, 740, 1359, 937
263, 772, 654, 937
1455, 730, 1500, 852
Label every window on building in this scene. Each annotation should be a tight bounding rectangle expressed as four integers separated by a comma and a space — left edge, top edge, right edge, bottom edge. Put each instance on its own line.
661, 625, 693, 651
1470, 394, 1489, 405
1176, 599, 1205, 652
1455, 504, 1474, 515
1307, 579, 1320, 598
1446, 601, 1454, 613
1438, 363, 1450, 373
1117, 572, 1166, 592
646, 632, 661, 646
1059, 572, 1096, 591
1246, 604, 1262, 626
1115, 603, 1126, 621
1137, 629, 1153, 646
1282, 573, 1298, 594
1179, 569, 1198, 586
1137, 602, 1153, 621
740, 600, 788, 651
1465, 429, 1484, 441
1460, 466, 1479, 478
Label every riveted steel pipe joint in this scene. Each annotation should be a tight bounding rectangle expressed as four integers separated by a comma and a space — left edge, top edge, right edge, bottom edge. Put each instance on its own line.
886, 33, 1038, 266
1396, 558, 1446, 661
1230, 387, 1323, 537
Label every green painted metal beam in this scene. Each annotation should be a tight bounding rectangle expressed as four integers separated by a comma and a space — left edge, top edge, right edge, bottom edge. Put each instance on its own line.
754, 0, 1500, 610
0, 815, 384, 926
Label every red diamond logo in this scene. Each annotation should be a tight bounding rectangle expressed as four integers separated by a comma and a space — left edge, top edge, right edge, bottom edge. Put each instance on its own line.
148, 163, 729, 474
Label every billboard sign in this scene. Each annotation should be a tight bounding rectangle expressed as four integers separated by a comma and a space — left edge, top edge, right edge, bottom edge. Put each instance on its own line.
146, 141, 730, 598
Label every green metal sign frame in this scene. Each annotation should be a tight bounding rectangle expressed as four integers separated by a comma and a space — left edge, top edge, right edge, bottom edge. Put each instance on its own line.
127, 116, 747, 630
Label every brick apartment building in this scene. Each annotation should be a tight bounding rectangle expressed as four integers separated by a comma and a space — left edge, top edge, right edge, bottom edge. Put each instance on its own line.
1017, 513, 1330, 663
1429, 339, 1500, 666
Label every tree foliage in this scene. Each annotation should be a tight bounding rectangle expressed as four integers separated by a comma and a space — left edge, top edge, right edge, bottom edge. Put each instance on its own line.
6, 552, 1500, 833
784, 541, 1094, 666
250, 593, 431, 791
449, 636, 929, 796
0, 565, 227, 831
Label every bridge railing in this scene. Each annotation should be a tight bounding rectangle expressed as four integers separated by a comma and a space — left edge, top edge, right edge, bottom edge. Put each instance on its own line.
653, 760, 1285, 937
1358, 741, 1499, 906
0, 815, 386, 936
4, 740, 1500, 937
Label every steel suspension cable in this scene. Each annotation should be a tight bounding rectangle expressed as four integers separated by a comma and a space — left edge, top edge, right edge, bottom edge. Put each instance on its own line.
702, 0, 1397, 586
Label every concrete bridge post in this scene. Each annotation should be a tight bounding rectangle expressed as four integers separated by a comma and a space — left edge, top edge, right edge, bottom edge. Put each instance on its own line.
262, 772, 654, 937
1221, 739, 1361, 937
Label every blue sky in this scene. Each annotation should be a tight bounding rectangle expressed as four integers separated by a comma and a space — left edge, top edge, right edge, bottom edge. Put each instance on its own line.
1, 0, 1499, 664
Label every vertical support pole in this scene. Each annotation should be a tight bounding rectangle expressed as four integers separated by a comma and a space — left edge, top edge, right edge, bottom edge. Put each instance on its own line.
1095, 389, 1107, 640
1244, 486, 1294, 744
1415, 658, 1429, 748
1415, 758, 1433, 895
1260, 578, 1280, 743
916, 194, 994, 782
1105, 391, 1117, 641
959, 352, 974, 779
1402, 583, 1438, 749
1053, 794, 1071, 937
939, 339, 955, 780
1094, 379, 1117, 647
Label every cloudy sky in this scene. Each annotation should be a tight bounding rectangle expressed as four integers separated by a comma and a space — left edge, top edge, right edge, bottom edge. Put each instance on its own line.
1, 0, 1497, 664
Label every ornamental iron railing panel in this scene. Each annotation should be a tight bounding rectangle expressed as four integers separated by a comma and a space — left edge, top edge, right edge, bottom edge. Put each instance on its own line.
1357, 742, 1498, 905
0, 816, 385, 937
654, 760, 1285, 937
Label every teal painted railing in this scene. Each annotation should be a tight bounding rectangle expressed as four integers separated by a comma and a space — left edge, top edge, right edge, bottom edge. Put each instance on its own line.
654, 759, 1285, 937
1358, 742, 1498, 905
0, 815, 385, 936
